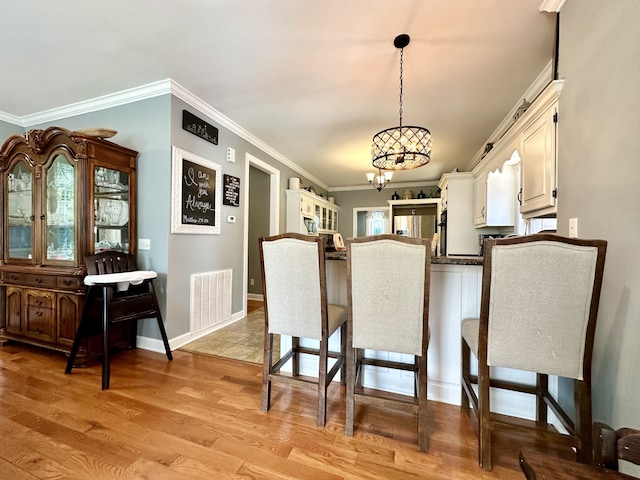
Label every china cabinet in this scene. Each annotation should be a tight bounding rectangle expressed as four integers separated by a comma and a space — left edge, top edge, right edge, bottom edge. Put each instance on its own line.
0, 126, 138, 362
286, 189, 339, 235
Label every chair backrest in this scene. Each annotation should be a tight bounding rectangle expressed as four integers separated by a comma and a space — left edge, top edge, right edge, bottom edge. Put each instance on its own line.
481, 234, 607, 379
85, 251, 138, 275
347, 234, 430, 356
259, 233, 327, 340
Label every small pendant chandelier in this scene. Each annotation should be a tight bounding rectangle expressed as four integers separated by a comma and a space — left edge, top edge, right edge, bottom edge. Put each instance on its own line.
366, 168, 393, 191
371, 34, 432, 171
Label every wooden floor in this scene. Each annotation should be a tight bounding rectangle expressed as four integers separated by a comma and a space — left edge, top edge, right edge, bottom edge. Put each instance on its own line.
0, 343, 576, 479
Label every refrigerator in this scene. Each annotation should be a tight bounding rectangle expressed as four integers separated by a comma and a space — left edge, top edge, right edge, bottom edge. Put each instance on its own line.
393, 215, 436, 240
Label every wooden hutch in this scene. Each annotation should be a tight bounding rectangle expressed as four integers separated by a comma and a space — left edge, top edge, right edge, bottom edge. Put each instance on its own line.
0, 126, 138, 363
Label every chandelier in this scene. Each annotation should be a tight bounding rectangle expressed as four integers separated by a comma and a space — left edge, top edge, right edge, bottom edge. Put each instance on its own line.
366, 168, 393, 191
371, 34, 432, 171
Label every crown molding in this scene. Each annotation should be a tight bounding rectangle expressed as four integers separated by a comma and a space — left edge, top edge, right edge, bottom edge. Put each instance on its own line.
168, 80, 328, 190
465, 61, 554, 171
6, 79, 328, 191
539, 0, 566, 13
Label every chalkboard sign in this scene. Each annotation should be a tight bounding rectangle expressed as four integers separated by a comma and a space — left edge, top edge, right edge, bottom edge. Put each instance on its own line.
171, 147, 221, 234
223, 174, 240, 207
182, 110, 219, 145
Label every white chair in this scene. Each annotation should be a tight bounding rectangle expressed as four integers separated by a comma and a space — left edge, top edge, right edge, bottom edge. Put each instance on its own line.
461, 234, 607, 470
345, 234, 431, 452
259, 233, 347, 427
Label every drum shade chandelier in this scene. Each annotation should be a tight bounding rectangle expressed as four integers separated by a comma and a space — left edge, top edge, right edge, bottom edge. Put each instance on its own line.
371, 34, 432, 171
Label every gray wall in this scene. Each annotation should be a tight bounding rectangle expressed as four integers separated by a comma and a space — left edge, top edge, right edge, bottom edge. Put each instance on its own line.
557, 1, 640, 431
333, 185, 440, 239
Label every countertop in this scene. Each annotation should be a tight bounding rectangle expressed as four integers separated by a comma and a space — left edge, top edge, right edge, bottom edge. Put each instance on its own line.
325, 252, 483, 266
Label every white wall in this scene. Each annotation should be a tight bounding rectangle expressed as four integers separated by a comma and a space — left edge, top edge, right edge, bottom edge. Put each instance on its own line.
558, 1, 640, 430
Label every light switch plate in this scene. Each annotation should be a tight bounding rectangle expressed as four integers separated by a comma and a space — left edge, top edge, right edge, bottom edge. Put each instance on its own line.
568, 218, 578, 238
139, 238, 151, 250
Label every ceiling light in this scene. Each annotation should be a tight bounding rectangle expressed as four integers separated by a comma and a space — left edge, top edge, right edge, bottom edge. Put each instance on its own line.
371, 34, 432, 171
366, 168, 392, 191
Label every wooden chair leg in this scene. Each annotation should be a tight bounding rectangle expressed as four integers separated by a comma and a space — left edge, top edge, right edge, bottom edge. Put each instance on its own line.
316, 337, 329, 427
101, 286, 111, 390
345, 343, 355, 437
576, 380, 593, 464
261, 332, 273, 412
339, 322, 347, 385
417, 354, 428, 453
150, 282, 173, 360
292, 336, 300, 377
478, 361, 492, 470
461, 338, 471, 411
536, 373, 548, 426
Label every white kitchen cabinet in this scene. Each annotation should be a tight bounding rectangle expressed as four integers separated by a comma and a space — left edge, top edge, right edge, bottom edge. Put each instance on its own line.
285, 189, 339, 235
473, 165, 517, 227
438, 173, 479, 256
520, 80, 563, 217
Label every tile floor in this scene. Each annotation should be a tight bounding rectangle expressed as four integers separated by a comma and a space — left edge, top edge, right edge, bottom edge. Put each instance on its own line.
181, 300, 279, 363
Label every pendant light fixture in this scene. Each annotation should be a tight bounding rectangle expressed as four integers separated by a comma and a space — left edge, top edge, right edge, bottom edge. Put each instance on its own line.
366, 168, 393, 191
371, 34, 432, 171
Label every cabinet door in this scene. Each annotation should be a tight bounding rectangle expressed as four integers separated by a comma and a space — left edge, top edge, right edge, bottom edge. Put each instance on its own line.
44, 152, 76, 264
521, 106, 557, 215
5, 287, 22, 335
57, 293, 81, 346
6, 160, 34, 261
94, 166, 131, 253
24, 289, 56, 343
473, 176, 487, 226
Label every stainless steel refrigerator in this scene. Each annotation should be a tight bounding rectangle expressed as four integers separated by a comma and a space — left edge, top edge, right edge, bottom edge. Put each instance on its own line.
393, 215, 436, 239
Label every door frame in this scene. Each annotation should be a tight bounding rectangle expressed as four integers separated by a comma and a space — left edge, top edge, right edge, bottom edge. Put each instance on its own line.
242, 153, 279, 312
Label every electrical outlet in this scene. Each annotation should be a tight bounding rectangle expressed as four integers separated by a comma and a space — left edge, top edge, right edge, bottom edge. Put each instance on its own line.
139, 238, 151, 250
568, 218, 578, 238
250, 278, 255, 286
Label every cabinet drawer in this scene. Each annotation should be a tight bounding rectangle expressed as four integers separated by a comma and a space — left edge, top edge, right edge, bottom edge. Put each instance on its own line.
26, 291, 55, 309
23, 274, 57, 289
56, 276, 83, 290
1, 272, 23, 285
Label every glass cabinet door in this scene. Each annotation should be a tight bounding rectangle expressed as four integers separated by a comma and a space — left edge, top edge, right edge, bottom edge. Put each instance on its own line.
94, 166, 130, 253
45, 153, 75, 262
6, 160, 33, 259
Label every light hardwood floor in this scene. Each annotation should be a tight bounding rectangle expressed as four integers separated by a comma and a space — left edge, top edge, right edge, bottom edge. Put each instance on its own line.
0, 342, 576, 479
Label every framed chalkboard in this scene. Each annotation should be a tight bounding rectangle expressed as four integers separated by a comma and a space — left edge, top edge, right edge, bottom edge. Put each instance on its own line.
171, 146, 221, 234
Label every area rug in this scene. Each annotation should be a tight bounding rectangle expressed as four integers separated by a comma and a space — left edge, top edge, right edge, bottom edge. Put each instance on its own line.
180, 307, 279, 364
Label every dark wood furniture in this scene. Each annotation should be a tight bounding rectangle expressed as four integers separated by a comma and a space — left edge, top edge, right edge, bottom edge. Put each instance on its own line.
461, 234, 608, 469
345, 234, 431, 452
519, 423, 640, 479
0, 126, 138, 363
65, 251, 172, 389
259, 232, 347, 427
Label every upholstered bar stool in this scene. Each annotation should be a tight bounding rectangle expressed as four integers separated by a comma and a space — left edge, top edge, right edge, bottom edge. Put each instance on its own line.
345, 234, 431, 452
461, 234, 607, 470
259, 233, 346, 427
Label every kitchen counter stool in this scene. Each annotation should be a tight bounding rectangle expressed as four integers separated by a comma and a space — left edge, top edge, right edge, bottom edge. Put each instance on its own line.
345, 234, 431, 452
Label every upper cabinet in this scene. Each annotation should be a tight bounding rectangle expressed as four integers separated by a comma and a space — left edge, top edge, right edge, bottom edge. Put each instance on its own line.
519, 81, 563, 217
0, 126, 138, 360
473, 142, 519, 227
286, 189, 339, 235
472, 80, 563, 223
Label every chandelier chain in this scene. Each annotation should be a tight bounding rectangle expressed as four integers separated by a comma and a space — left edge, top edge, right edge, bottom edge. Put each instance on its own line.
398, 47, 404, 127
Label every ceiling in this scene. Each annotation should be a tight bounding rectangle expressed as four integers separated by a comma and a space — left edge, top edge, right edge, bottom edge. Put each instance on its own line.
0, 1, 556, 190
